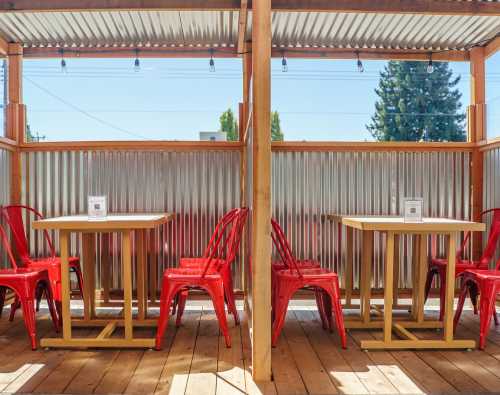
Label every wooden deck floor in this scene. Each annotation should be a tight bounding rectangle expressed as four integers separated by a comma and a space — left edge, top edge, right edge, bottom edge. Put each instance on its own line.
2, 306, 500, 394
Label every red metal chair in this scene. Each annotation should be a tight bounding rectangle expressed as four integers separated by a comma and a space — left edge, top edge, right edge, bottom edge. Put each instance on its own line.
1, 205, 84, 319
0, 223, 59, 350
424, 208, 500, 320
172, 208, 241, 325
453, 256, 500, 349
155, 208, 247, 350
270, 219, 330, 326
271, 220, 346, 348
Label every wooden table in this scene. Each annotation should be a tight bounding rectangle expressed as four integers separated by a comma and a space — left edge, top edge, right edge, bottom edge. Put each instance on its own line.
33, 214, 173, 349
330, 215, 485, 350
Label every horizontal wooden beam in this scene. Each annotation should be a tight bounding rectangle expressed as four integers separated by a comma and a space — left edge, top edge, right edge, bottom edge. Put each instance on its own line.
23, 46, 238, 59
271, 141, 475, 152
23, 45, 469, 61
478, 138, 500, 152
274, 47, 469, 62
485, 36, 500, 59
2, 0, 499, 15
20, 140, 244, 152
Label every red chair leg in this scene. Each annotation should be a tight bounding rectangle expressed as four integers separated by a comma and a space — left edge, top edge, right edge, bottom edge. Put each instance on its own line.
171, 294, 178, 315
221, 270, 239, 325
478, 281, 497, 350
320, 281, 347, 349
424, 269, 435, 303
469, 281, 479, 315
9, 297, 20, 321
20, 298, 37, 350
0, 287, 5, 317
73, 266, 85, 298
493, 305, 498, 326
438, 269, 446, 321
453, 280, 469, 332
315, 289, 328, 330
42, 281, 60, 332
35, 284, 43, 312
206, 281, 231, 348
175, 290, 188, 327
321, 291, 334, 332
272, 285, 295, 347
155, 282, 180, 350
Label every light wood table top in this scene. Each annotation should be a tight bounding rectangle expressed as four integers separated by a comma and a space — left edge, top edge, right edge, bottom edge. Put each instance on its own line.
33, 213, 173, 231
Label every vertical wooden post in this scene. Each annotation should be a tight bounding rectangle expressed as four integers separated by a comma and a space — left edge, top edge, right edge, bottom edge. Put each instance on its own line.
251, 0, 272, 382
6, 43, 25, 205
469, 46, 486, 260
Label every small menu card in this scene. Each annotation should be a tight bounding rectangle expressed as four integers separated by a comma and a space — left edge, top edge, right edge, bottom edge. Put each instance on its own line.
403, 198, 423, 223
88, 196, 107, 220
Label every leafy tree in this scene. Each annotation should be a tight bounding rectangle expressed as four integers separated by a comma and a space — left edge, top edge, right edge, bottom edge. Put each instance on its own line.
271, 111, 284, 141
367, 61, 466, 142
219, 108, 238, 141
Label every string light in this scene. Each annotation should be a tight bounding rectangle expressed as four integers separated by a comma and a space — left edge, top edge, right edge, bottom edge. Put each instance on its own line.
356, 52, 364, 73
60, 49, 67, 73
281, 53, 288, 72
134, 49, 140, 72
209, 50, 215, 72
427, 53, 434, 74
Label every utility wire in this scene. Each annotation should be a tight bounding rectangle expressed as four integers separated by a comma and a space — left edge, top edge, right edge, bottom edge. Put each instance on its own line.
24, 76, 151, 140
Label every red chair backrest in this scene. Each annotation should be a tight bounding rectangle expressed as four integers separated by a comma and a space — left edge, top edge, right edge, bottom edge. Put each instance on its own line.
271, 219, 303, 278
1, 205, 56, 265
0, 223, 19, 269
459, 208, 500, 267
201, 208, 248, 277
203, 208, 239, 258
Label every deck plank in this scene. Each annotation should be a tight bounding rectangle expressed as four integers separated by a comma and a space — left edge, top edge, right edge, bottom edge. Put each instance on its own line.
154, 310, 201, 395
295, 310, 369, 395
185, 309, 220, 395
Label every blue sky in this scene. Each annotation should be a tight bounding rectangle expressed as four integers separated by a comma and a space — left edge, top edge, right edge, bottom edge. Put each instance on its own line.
17, 52, 500, 141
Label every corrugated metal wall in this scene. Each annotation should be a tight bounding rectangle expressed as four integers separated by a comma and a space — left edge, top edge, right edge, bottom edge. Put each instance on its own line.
0, 148, 11, 266
484, 146, 500, 264
21, 149, 242, 290
272, 150, 471, 289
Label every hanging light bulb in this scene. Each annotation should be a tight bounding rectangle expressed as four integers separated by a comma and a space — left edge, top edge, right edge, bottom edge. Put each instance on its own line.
60, 49, 67, 73
134, 49, 140, 72
427, 53, 434, 74
281, 53, 288, 72
209, 50, 215, 72
356, 52, 364, 73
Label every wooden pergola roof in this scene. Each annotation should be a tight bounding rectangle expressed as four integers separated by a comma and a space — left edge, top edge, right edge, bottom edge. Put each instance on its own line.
0, 0, 499, 60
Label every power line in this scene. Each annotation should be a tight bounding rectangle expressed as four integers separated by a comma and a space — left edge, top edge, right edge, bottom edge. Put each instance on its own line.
24, 77, 152, 140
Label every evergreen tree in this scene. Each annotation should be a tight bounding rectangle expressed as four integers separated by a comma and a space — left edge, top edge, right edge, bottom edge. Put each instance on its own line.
271, 111, 284, 141
367, 61, 466, 142
219, 108, 238, 141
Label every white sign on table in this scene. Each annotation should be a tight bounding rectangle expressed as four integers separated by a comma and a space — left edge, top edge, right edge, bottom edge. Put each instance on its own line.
403, 197, 423, 223
88, 196, 107, 220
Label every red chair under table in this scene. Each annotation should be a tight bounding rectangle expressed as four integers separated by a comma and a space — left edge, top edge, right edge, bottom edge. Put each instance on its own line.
172, 208, 243, 326
155, 208, 246, 350
1, 205, 84, 319
271, 221, 346, 348
453, 258, 500, 349
0, 223, 59, 350
424, 208, 500, 320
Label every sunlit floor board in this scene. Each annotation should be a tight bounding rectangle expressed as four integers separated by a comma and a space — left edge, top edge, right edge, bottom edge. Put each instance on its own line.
2, 306, 500, 394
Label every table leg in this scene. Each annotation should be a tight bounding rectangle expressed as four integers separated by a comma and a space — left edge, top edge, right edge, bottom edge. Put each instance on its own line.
345, 226, 353, 306
361, 230, 373, 323
82, 233, 96, 320
122, 230, 133, 340
136, 230, 147, 320
393, 234, 400, 307
101, 233, 111, 304
149, 229, 158, 304
60, 230, 71, 340
444, 232, 457, 342
384, 231, 395, 342
417, 234, 428, 323
411, 235, 421, 320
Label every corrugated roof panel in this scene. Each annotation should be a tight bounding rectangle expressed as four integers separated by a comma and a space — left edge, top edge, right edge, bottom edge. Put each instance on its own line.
270, 12, 500, 50
0, 10, 238, 48
0, 9, 498, 51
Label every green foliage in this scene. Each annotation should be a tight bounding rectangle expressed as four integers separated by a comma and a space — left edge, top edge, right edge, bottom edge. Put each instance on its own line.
219, 108, 239, 141
367, 61, 466, 142
271, 111, 284, 141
